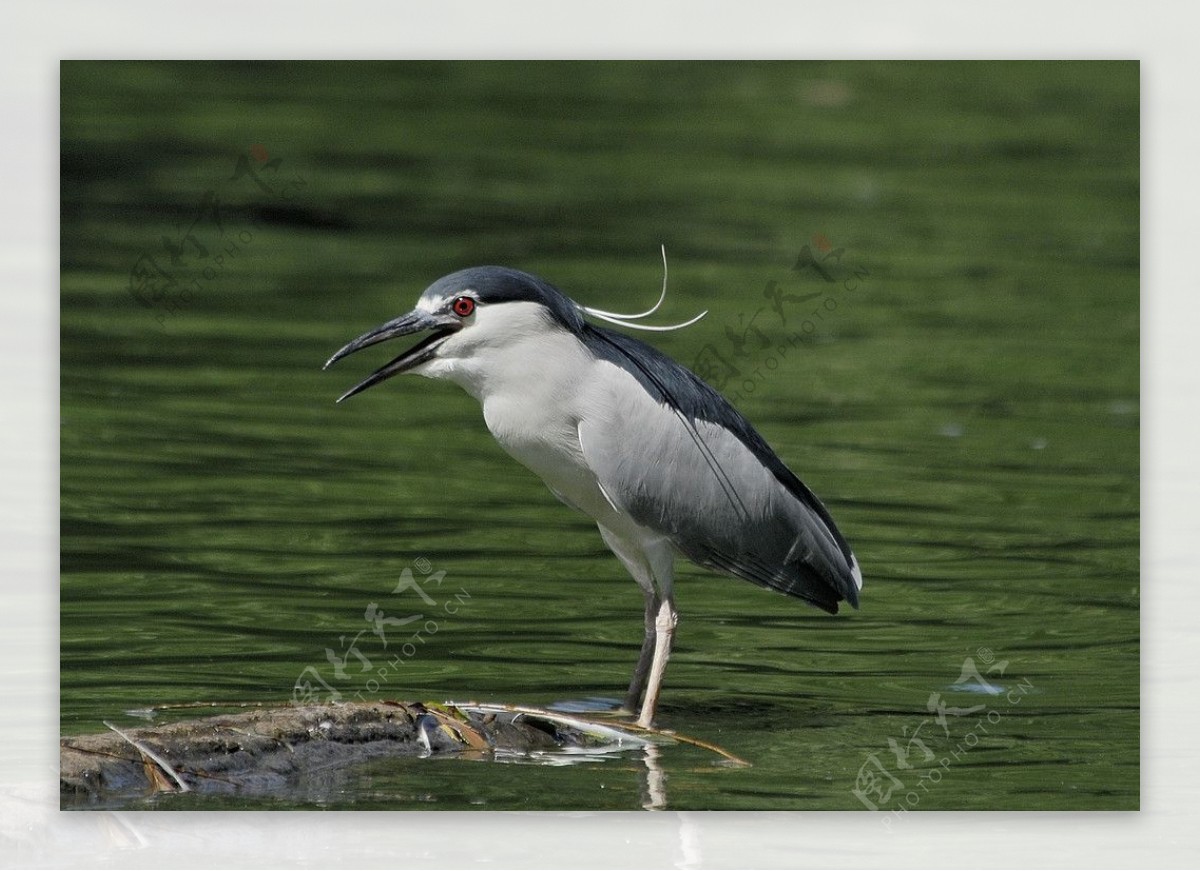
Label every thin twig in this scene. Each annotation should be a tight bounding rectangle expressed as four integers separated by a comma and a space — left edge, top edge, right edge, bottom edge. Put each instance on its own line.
623, 724, 753, 767
103, 721, 191, 792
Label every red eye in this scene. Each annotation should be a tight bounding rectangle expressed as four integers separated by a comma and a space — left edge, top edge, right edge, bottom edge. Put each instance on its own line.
452, 296, 475, 317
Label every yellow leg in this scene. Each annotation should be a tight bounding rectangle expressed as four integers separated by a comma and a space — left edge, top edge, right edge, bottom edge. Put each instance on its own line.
624, 588, 659, 712
636, 597, 678, 728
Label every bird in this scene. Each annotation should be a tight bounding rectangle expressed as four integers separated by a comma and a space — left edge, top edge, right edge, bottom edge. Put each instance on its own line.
324, 257, 862, 728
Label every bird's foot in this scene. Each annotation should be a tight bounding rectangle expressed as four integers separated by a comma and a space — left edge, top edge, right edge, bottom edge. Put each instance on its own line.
545, 697, 624, 717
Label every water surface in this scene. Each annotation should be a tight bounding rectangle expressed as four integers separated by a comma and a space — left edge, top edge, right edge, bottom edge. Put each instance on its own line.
60, 61, 1138, 810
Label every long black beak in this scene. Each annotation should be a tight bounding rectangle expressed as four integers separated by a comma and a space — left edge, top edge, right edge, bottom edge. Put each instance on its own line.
323, 310, 458, 403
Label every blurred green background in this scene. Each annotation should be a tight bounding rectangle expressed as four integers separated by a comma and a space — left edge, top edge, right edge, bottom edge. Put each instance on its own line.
60, 61, 1138, 810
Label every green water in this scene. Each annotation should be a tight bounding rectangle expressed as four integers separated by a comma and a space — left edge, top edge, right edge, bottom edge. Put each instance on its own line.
60, 61, 1139, 810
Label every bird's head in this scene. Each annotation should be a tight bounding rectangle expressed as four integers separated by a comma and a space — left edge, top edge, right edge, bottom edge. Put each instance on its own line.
324, 266, 585, 402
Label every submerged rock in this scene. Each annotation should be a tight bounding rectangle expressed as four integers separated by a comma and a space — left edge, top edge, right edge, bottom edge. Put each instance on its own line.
60, 700, 658, 806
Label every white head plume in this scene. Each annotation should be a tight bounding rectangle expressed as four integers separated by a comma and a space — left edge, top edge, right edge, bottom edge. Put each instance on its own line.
579, 246, 708, 332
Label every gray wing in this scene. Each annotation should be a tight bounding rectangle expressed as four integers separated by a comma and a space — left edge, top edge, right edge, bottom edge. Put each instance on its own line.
579, 327, 862, 614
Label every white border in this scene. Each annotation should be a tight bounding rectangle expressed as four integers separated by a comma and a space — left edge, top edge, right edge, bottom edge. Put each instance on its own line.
6, 1, 1194, 867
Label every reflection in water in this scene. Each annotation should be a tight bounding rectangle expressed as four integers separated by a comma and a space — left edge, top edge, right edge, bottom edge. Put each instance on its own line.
487, 729, 672, 809
641, 743, 667, 811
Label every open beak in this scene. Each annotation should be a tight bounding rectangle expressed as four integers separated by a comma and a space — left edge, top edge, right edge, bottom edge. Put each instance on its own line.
323, 310, 459, 402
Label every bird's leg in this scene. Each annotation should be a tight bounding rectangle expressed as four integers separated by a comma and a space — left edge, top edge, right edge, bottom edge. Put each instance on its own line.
636, 596, 678, 729
624, 587, 660, 713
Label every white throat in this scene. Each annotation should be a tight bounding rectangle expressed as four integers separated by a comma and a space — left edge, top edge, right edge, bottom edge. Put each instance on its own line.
414, 301, 589, 404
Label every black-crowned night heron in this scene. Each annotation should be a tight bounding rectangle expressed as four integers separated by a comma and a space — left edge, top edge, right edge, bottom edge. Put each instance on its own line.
325, 262, 862, 728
